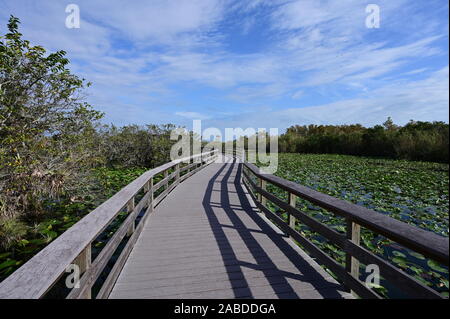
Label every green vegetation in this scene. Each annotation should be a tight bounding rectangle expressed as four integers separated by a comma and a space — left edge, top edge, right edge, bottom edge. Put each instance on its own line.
0, 16, 104, 223
0, 17, 182, 282
279, 118, 449, 163
1, 16, 448, 299
99, 124, 178, 168
257, 153, 449, 297
0, 167, 146, 281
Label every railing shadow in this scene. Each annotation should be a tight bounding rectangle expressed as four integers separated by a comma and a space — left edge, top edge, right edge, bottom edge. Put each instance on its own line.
201, 156, 346, 299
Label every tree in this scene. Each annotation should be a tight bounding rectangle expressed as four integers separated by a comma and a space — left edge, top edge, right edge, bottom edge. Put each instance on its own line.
0, 16, 104, 222
383, 117, 398, 131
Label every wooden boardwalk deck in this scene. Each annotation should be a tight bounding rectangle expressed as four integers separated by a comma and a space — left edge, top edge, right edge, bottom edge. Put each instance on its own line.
0, 151, 446, 299
109, 156, 352, 299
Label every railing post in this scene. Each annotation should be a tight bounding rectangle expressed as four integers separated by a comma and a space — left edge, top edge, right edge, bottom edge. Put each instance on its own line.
126, 197, 135, 236
239, 154, 244, 184
164, 169, 168, 190
73, 244, 91, 298
288, 193, 297, 239
150, 177, 154, 212
260, 179, 267, 209
175, 163, 180, 185
346, 218, 361, 295
144, 179, 152, 212
258, 177, 263, 213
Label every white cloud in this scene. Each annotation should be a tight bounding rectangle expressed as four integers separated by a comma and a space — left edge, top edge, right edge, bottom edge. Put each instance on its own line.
204, 66, 449, 130
175, 112, 210, 120
0, 0, 447, 129
82, 0, 224, 45
291, 90, 304, 99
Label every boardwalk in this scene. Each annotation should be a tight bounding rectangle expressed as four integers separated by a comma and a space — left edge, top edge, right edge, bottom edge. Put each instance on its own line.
109, 156, 352, 299
0, 151, 447, 299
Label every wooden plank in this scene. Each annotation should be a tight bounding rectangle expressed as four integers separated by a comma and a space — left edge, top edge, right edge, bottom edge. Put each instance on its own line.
346, 219, 360, 296
96, 202, 154, 299
73, 245, 91, 275
72, 245, 92, 298
0, 150, 216, 299
344, 240, 444, 299
149, 177, 154, 212
71, 154, 218, 299
153, 178, 165, 191
258, 177, 263, 214
244, 180, 380, 299
144, 180, 150, 193
245, 172, 346, 247
244, 170, 444, 299
163, 169, 169, 190
261, 179, 267, 208
127, 198, 135, 237
244, 162, 449, 266
154, 188, 169, 206
134, 190, 151, 215
67, 208, 137, 299
109, 161, 351, 300
288, 193, 297, 241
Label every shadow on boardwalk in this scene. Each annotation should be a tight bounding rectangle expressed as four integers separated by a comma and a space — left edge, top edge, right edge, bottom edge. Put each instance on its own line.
201, 158, 345, 299
109, 157, 350, 299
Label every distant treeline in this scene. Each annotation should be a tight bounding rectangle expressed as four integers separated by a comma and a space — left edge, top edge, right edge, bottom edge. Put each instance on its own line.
278, 118, 449, 163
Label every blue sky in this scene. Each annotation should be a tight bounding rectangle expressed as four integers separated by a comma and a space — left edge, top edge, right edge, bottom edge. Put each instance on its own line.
0, 0, 448, 133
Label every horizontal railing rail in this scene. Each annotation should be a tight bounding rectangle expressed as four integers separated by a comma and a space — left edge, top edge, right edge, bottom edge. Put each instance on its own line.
226, 149, 448, 299
0, 150, 218, 299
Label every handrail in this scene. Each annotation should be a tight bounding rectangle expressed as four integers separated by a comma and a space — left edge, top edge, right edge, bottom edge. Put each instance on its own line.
244, 162, 449, 265
225, 150, 448, 298
0, 150, 218, 299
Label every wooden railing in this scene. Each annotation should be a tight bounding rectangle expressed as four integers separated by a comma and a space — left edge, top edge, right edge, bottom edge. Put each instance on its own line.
223, 147, 245, 159
225, 150, 449, 299
0, 150, 218, 299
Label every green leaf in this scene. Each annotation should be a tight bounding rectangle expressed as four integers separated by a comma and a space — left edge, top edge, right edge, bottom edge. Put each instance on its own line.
409, 252, 425, 260
18, 239, 29, 247
0, 259, 17, 270
427, 260, 448, 273
414, 274, 432, 287
0, 252, 11, 259
392, 250, 406, 258
392, 257, 408, 269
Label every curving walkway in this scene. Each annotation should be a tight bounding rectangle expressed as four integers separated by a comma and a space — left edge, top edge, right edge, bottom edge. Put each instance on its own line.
109, 156, 352, 299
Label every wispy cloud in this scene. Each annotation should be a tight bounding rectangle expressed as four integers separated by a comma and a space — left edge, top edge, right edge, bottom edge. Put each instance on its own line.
0, 0, 448, 129
175, 112, 210, 120
205, 66, 449, 131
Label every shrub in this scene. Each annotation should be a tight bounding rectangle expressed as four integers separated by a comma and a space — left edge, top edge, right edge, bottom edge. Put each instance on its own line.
0, 16, 104, 220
